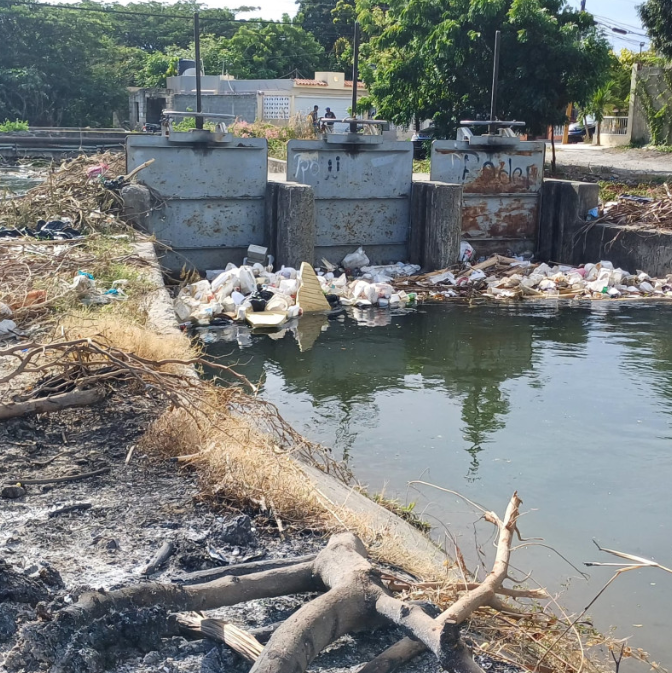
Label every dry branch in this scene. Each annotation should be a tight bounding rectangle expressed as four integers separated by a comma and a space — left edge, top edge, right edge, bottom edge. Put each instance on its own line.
143, 541, 175, 576
358, 492, 522, 673
176, 613, 264, 661
0, 387, 105, 419
9, 467, 110, 486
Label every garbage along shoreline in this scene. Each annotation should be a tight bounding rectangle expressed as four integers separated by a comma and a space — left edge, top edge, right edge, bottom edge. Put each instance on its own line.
175, 241, 672, 334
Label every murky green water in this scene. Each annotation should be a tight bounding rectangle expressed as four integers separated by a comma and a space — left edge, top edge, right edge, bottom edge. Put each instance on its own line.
205, 302, 672, 663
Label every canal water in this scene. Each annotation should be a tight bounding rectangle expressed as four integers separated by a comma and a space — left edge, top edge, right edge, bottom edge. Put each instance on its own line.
0, 165, 44, 197
205, 301, 672, 664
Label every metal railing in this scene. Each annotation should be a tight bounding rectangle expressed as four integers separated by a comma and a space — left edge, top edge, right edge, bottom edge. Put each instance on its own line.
602, 116, 629, 135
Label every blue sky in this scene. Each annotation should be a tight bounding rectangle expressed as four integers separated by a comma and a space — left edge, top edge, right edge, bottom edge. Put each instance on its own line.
212, 0, 650, 51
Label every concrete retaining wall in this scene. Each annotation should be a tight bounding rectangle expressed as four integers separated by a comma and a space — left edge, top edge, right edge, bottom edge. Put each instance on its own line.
538, 179, 600, 264
538, 178, 672, 276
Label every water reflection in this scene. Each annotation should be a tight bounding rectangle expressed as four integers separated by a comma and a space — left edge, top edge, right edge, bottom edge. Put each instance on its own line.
204, 303, 595, 467
204, 301, 672, 659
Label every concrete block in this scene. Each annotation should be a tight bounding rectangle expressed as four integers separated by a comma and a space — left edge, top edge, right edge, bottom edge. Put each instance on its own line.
121, 184, 151, 231
273, 182, 315, 269
410, 181, 462, 270
538, 179, 599, 264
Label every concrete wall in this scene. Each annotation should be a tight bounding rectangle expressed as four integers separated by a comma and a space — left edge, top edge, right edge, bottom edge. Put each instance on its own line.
540, 178, 672, 274
630, 65, 672, 145
170, 93, 258, 124
128, 88, 170, 129
125, 137, 463, 273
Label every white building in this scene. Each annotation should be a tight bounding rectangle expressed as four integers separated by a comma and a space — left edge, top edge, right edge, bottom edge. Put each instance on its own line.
128, 72, 368, 128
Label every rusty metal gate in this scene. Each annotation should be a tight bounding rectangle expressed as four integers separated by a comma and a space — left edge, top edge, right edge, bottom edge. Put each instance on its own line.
430, 131, 545, 255
286, 138, 413, 264
126, 134, 267, 271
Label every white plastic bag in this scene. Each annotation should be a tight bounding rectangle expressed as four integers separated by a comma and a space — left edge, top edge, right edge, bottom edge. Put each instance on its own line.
342, 247, 370, 269
459, 241, 475, 263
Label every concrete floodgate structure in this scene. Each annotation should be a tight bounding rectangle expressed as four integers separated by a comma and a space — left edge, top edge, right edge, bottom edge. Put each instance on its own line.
125, 122, 584, 276
126, 120, 672, 309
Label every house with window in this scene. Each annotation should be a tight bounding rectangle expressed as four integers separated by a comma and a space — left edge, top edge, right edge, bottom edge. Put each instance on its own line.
128, 72, 367, 129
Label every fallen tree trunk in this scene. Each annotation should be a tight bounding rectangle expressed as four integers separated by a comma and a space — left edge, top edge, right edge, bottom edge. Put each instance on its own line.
358, 492, 522, 673
0, 388, 105, 420
7, 495, 528, 673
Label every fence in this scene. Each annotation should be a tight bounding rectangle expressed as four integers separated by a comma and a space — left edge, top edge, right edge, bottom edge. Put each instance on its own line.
602, 116, 629, 135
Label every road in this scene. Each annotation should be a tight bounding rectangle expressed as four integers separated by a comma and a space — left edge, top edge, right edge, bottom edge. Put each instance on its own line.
551, 143, 672, 178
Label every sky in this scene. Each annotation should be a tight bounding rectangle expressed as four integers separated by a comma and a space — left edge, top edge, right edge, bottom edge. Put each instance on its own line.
208, 0, 650, 50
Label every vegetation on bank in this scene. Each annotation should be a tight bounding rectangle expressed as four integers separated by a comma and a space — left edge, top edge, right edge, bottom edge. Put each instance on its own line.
0, 119, 29, 132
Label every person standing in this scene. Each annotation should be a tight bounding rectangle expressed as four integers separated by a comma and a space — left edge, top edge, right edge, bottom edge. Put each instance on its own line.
324, 107, 336, 131
308, 105, 319, 130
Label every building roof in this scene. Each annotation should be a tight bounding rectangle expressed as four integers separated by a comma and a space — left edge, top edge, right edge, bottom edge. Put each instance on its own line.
345, 81, 367, 89
293, 79, 329, 87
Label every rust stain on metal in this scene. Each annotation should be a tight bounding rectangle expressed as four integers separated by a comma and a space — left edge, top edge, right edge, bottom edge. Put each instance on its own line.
464, 163, 539, 195
462, 200, 537, 238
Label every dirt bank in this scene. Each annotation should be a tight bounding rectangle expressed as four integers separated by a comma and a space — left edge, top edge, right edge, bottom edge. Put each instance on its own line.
0, 392, 517, 673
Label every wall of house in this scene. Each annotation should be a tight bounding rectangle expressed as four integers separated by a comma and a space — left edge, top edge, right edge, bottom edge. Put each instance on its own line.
169, 93, 258, 124
128, 88, 170, 129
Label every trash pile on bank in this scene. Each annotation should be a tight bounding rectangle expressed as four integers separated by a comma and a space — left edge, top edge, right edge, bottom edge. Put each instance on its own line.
595, 188, 672, 230
393, 254, 672, 301
175, 247, 421, 328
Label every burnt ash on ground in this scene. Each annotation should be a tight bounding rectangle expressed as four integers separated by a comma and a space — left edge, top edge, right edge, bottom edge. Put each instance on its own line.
0, 394, 516, 673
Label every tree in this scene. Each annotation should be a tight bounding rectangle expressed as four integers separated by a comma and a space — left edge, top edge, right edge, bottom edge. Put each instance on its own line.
639, 0, 672, 60
296, 0, 344, 55
0, 3, 129, 126
357, 0, 612, 138
587, 81, 615, 145
92, 0, 238, 53
219, 23, 327, 79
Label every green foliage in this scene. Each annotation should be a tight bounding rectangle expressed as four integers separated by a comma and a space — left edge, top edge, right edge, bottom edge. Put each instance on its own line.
639, 0, 672, 60
0, 4, 128, 126
219, 23, 327, 79
229, 119, 314, 159
636, 69, 672, 146
357, 0, 612, 138
371, 494, 432, 533
0, 119, 29, 132
296, 0, 356, 62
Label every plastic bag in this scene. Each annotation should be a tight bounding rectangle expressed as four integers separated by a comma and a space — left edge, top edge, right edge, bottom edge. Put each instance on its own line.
459, 241, 475, 263
342, 247, 370, 269
267, 294, 292, 312
279, 279, 299, 296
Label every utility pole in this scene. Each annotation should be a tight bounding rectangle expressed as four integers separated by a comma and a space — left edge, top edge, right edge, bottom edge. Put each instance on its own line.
194, 11, 203, 130
489, 30, 501, 135
350, 20, 360, 133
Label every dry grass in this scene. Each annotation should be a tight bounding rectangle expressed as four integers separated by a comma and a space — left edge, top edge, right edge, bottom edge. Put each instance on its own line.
0, 153, 159, 335
57, 315, 197, 369
0, 152, 127, 231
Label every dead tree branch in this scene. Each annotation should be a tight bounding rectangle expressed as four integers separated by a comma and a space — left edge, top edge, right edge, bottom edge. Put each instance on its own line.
358, 492, 523, 673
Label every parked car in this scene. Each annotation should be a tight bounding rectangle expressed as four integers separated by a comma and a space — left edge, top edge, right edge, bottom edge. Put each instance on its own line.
411, 126, 436, 160
142, 122, 161, 133
567, 117, 595, 143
